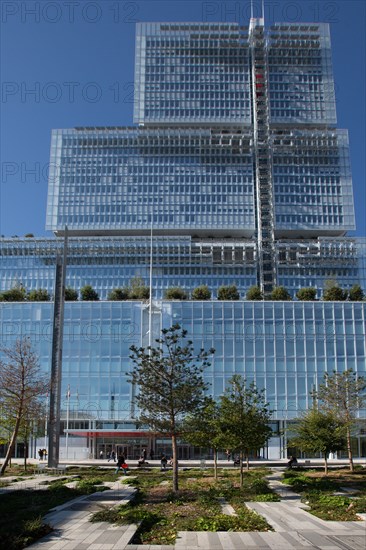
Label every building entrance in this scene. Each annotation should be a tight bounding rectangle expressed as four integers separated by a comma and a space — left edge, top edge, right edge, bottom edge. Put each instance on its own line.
97, 437, 149, 461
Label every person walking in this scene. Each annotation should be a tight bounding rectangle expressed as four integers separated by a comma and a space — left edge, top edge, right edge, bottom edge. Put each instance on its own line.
38, 449, 44, 461
108, 450, 116, 462
160, 454, 168, 471
99, 450, 104, 460
115, 453, 126, 474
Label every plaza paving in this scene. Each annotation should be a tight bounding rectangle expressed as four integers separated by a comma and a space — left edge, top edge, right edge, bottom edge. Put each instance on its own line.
1, 462, 365, 549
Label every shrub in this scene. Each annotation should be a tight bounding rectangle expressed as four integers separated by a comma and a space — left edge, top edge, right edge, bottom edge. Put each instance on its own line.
191, 285, 211, 300
217, 285, 240, 300
246, 286, 263, 300
164, 287, 188, 300
80, 285, 99, 301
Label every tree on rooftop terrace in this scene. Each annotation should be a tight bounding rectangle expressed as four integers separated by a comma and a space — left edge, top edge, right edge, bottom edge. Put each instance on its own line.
270, 286, 292, 301
27, 289, 51, 302
217, 284, 240, 300
0, 338, 49, 476
108, 287, 129, 301
191, 285, 211, 300
296, 287, 317, 301
64, 287, 78, 301
129, 324, 214, 492
246, 285, 263, 301
322, 280, 348, 301
80, 285, 99, 301
164, 287, 188, 300
348, 284, 364, 302
245, 286, 263, 301
0, 285, 27, 302
128, 276, 149, 300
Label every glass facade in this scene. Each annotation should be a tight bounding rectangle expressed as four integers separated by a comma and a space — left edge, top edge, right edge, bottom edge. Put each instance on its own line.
46, 128, 255, 235
273, 129, 355, 235
0, 236, 364, 300
1, 301, 365, 429
134, 23, 251, 126
134, 22, 336, 127
268, 23, 336, 125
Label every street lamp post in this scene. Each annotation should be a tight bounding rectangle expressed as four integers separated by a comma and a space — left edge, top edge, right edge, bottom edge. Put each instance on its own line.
66, 385, 70, 459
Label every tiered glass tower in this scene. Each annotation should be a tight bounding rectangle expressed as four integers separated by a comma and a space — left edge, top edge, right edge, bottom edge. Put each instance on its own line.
0, 20, 365, 460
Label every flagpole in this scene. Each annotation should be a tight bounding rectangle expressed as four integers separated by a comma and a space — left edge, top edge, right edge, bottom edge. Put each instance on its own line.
66, 385, 70, 459
148, 223, 153, 349
44, 392, 49, 449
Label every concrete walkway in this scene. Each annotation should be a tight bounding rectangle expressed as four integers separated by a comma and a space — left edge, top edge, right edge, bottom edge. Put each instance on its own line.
8, 468, 364, 550
173, 472, 366, 549
29, 480, 137, 550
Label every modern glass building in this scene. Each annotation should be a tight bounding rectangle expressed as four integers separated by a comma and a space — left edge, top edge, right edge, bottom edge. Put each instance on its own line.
0, 19, 365, 459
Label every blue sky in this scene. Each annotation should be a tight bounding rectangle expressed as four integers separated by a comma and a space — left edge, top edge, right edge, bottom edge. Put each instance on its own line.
1, 0, 365, 237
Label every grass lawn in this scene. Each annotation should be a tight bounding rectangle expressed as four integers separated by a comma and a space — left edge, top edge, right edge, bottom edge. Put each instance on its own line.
0, 466, 117, 550
282, 467, 366, 521
91, 468, 278, 545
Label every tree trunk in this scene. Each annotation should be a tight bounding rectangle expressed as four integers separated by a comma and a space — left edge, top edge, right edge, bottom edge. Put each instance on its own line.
213, 448, 218, 480
0, 413, 22, 476
324, 454, 328, 476
240, 450, 244, 488
24, 440, 27, 472
346, 426, 354, 472
246, 451, 250, 471
171, 433, 179, 493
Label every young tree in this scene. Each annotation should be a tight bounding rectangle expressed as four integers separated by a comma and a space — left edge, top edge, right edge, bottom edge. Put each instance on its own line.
289, 408, 346, 475
348, 284, 364, 302
314, 370, 366, 472
129, 324, 214, 492
27, 289, 51, 301
217, 285, 240, 300
246, 286, 263, 301
64, 287, 78, 301
219, 375, 272, 486
0, 338, 49, 476
80, 285, 99, 301
191, 285, 211, 300
164, 287, 188, 300
270, 286, 292, 301
296, 287, 317, 301
183, 397, 223, 480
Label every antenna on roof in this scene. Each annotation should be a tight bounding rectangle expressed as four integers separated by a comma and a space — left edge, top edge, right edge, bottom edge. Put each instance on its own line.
262, 0, 265, 24
251, 0, 253, 19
